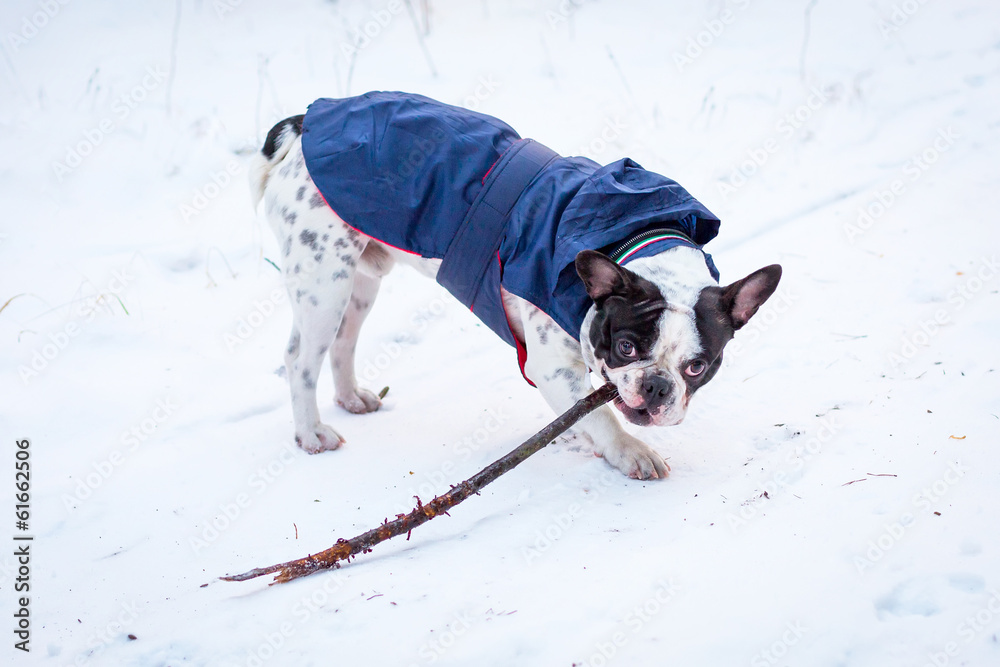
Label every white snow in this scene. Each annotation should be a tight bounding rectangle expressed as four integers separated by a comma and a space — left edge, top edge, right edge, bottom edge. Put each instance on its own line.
2, 0, 999, 665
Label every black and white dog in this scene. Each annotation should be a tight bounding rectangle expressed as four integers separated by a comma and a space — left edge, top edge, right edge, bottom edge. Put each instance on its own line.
251, 92, 781, 480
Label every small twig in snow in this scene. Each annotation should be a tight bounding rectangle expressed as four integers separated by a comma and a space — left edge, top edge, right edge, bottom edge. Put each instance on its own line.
540, 33, 555, 79
0, 42, 26, 100
420, 0, 431, 35
255, 55, 266, 139
0, 294, 27, 317
605, 45, 638, 112
165, 0, 182, 116
404, 0, 438, 77
799, 0, 820, 83
205, 247, 238, 287
220, 384, 618, 585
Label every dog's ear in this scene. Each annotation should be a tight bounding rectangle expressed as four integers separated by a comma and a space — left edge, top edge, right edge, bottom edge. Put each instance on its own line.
576, 250, 634, 301
721, 264, 782, 329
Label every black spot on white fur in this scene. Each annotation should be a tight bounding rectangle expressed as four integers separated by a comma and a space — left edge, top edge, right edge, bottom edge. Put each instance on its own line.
286, 332, 300, 356
536, 325, 548, 345
302, 369, 315, 390
300, 229, 319, 249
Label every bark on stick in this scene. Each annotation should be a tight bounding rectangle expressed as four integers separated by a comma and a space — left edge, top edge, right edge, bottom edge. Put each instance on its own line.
221, 383, 618, 585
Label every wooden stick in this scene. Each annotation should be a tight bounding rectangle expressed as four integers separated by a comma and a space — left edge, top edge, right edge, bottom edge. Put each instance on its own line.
221, 383, 618, 585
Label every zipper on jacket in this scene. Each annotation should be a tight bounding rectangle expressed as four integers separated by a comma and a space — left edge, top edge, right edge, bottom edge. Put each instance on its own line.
608, 227, 694, 264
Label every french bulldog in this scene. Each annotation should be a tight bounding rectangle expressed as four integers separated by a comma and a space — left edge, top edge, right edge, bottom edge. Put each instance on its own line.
250, 92, 781, 480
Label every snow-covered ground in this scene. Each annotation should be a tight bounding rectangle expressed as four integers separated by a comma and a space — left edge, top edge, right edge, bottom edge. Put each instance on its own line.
2, 0, 998, 664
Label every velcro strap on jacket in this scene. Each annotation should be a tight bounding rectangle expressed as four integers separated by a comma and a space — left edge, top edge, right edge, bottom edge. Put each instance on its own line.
437, 138, 558, 309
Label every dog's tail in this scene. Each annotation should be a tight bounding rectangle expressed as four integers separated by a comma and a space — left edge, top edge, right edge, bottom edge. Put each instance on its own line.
250, 114, 304, 209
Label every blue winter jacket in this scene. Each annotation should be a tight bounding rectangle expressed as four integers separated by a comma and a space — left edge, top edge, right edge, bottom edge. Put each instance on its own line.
301, 91, 720, 351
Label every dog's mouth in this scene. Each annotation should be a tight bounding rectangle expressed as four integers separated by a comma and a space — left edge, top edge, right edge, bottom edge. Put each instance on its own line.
613, 397, 653, 426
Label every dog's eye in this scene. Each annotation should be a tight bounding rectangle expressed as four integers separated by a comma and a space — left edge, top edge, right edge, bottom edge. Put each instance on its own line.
617, 340, 636, 358
685, 360, 706, 377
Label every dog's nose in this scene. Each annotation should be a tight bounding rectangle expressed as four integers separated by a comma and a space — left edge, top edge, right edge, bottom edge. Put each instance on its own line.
640, 374, 672, 412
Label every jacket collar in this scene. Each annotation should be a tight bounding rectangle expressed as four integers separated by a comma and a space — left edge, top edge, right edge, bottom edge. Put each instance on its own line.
609, 228, 698, 265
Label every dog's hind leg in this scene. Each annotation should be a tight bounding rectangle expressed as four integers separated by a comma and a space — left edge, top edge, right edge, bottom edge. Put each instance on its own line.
284, 234, 374, 452
282, 245, 365, 453
330, 242, 395, 413
331, 271, 383, 414
282, 325, 344, 452
262, 137, 369, 453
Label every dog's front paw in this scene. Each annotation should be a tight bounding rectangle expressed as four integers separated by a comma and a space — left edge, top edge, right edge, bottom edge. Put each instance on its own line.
295, 424, 346, 454
598, 433, 670, 480
336, 388, 382, 414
